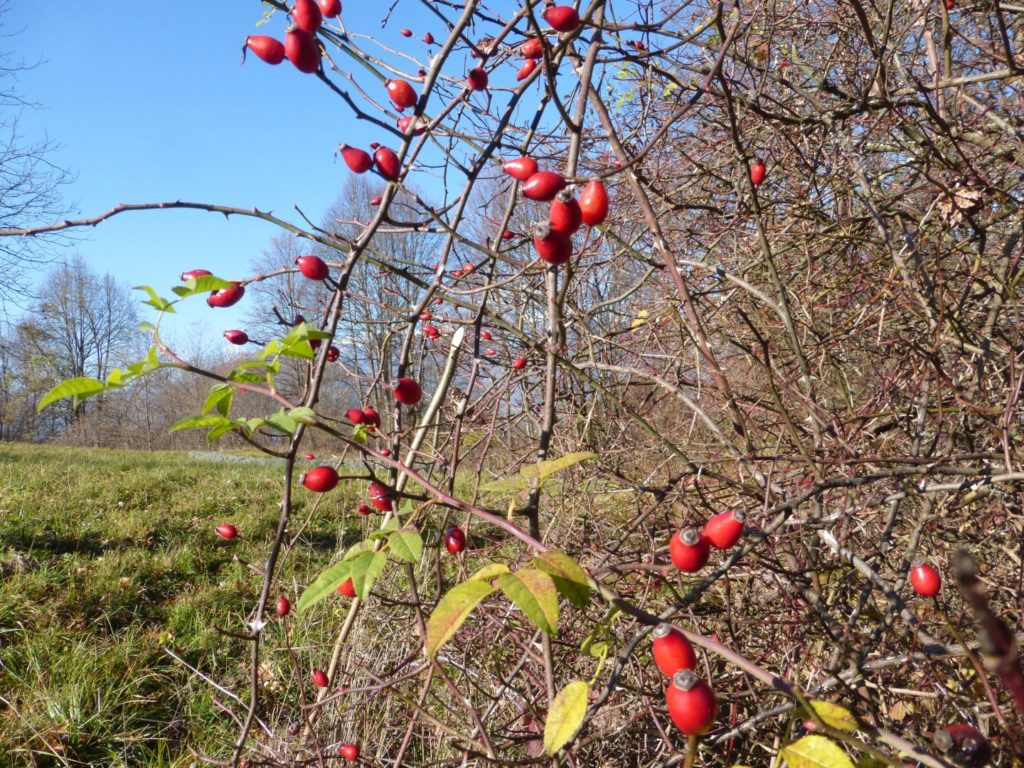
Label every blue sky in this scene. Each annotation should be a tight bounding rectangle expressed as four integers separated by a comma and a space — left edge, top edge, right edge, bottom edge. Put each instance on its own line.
6, 3, 436, 341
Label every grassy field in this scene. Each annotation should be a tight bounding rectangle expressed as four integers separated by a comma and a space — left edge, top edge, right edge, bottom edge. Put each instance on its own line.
0, 443, 363, 767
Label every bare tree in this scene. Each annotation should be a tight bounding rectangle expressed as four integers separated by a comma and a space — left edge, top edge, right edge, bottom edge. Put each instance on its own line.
12, 254, 138, 435
0, 0, 73, 317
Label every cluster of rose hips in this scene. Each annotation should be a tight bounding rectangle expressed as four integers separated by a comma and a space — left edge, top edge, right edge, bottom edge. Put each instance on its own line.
668, 509, 745, 573
651, 623, 718, 736
243, 0, 340, 74
502, 156, 609, 266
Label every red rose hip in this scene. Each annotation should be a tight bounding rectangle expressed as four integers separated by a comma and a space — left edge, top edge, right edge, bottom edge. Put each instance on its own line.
285, 26, 320, 73
444, 525, 466, 554
910, 562, 941, 596
666, 670, 717, 735
311, 668, 329, 688
368, 481, 393, 511
296, 255, 329, 280
386, 79, 418, 110
216, 524, 238, 540
522, 171, 566, 201
245, 35, 286, 65
669, 528, 709, 572
702, 510, 745, 550
339, 744, 360, 761
652, 623, 696, 678
341, 145, 373, 174
750, 159, 766, 186
543, 4, 580, 32
276, 595, 291, 617
392, 377, 423, 405
579, 179, 609, 225
302, 465, 339, 493
503, 157, 538, 182
207, 283, 245, 308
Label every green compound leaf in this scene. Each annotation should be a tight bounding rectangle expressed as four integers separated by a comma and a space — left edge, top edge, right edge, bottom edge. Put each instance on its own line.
498, 568, 559, 636
37, 377, 105, 412
297, 560, 353, 613
387, 529, 423, 563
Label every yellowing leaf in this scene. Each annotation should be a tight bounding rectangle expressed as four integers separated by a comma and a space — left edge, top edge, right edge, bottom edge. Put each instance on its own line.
468, 562, 510, 582
534, 550, 591, 609
425, 580, 495, 657
521, 452, 597, 484
810, 701, 858, 732
780, 735, 854, 768
543, 680, 588, 755
499, 569, 559, 635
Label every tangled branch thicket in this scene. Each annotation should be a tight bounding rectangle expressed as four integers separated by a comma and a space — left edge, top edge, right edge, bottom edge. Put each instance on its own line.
8, 0, 1024, 765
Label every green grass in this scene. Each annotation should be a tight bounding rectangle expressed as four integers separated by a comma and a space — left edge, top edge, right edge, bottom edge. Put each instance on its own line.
0, 443, 361, 767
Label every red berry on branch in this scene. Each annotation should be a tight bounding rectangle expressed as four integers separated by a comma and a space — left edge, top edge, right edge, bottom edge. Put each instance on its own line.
368, 481, 393, 511
669, 528, 709, 572
521, 37, 544, 59
224, 329, 249, 345
386, 79, 418, 110
444, 525, 466, 554
292, 0, 323, 33
207, 283, 245, 308
910, 562, 941, 596
517, 59, 538, 81
296, 254, 330, 280
181, 268, 212, 281
702, 510, 745, 550
245, 35, 286, 65
339, 744, 360, 761
374, 147, 401, 181
750, 159, 766, 186
579, 179, 609, 225
533, 228, 572, 265
285, 26, 320, 73
362, 407, 382, 429
340, 145, 373, 174
666, 670, 717, 735
276, 595, 291, 617
522, 171, 566, 201
311, 668, 329, 687
318, 0, 341, 18
468, 67, 489, 91
652, 623, 697, 678
503, 157, 539, 182
549, 192, 582, 236
543, 4, 581, 32
302, 465, 339, 493
392, 377, 422, 405
338, 578, 356, 597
